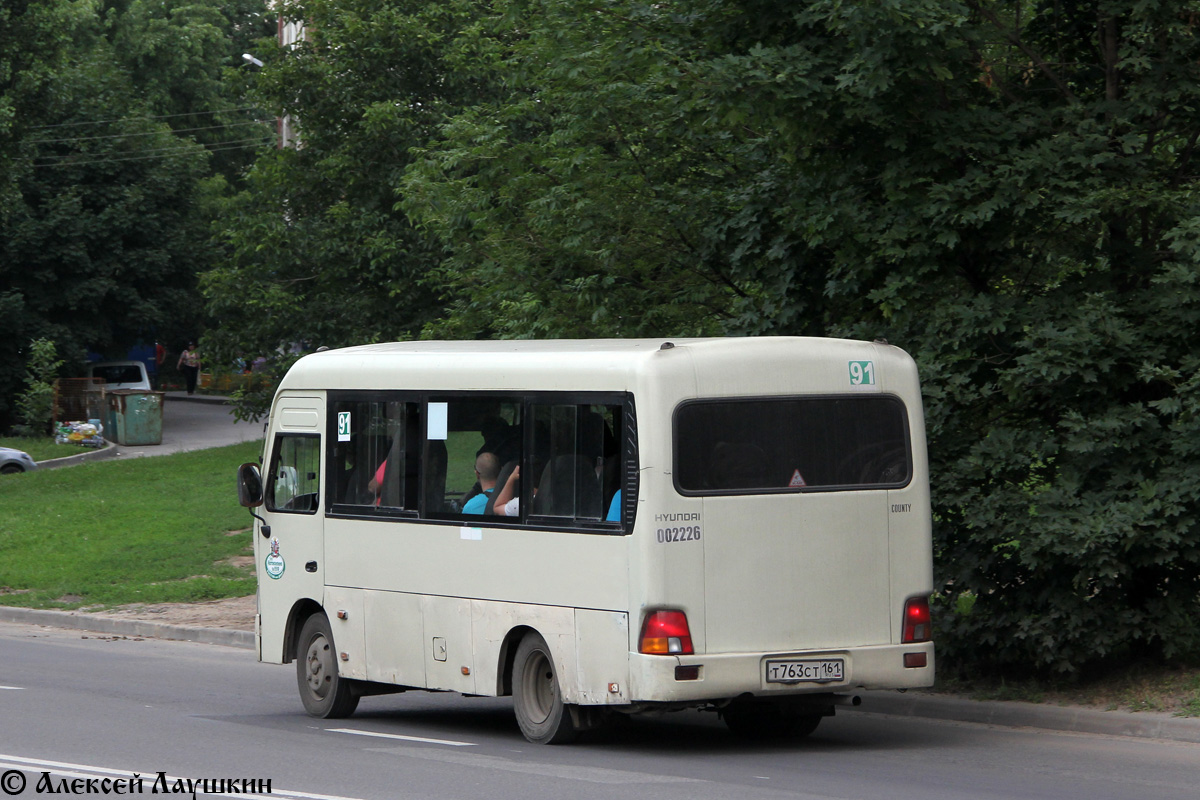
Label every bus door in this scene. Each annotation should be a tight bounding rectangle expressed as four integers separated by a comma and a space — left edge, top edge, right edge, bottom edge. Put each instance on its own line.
255, 397, 325, 663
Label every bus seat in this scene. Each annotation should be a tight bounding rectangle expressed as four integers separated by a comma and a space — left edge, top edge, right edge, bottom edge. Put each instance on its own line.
532, 455, 602, 519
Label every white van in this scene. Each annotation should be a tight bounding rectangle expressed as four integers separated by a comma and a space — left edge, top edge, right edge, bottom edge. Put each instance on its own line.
88, 361, 151, 392
237, 338, 935, 743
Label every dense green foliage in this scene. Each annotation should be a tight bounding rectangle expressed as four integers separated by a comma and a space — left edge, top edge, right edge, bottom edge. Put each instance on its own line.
202, 0, 491, 392
206, 0, 1200, 676
0, 0, 273, 428
0, 441, 260, 608
402, 0, 796, 338
428, 0, 1200, 675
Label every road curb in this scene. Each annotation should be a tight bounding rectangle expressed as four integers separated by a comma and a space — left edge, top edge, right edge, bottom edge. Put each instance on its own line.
0, 606, 253, 650
857, 689, 1200, 744
35, 442, 121, 470
163, 392, 231, 405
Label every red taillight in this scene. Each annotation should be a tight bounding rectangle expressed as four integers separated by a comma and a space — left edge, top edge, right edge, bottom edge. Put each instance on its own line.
902, 597, 932, 643
639, 610, 694, 655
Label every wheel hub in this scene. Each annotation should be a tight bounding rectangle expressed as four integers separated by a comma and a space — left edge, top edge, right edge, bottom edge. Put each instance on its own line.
305, 635, 331, 697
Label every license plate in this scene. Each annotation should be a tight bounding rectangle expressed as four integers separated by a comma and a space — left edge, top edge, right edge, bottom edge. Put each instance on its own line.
765, 658, 845, 684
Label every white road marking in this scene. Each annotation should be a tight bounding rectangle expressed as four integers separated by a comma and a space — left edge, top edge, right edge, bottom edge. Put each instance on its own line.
0, 754, 369, 800
327, 727, 477, 747
0, 686, 24, 690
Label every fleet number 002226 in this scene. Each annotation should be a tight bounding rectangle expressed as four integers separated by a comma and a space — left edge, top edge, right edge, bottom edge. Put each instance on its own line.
656, 526, 701, 543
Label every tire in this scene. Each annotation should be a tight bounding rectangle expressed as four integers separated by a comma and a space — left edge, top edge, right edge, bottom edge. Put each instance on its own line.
512, 632, 577, 744
296, 613, 359, 718
0, 465, 23, 475
722, 702, 823, 739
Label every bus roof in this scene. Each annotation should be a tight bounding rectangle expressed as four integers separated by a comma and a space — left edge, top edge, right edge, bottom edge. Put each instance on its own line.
276, 337, 913, 394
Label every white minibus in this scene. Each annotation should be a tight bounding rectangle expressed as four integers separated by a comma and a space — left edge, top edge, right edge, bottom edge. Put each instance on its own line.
236, 337, 934, 743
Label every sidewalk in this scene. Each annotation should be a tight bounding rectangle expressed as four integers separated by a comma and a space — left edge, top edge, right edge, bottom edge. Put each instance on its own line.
1, 604, 1197, 744
160, 391, 232, 405
36, 392, 260, 469
0, 605, 251, 650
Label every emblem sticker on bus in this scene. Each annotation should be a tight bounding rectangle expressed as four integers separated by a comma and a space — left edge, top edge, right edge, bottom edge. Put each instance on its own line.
655, 512, 701, 544
265, 538, 286, 579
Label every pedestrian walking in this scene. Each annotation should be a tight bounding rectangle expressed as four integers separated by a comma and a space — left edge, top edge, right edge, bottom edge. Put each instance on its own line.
177, 342, 201, 395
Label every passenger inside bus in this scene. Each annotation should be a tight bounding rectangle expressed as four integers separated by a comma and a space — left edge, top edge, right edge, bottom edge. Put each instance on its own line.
490, 464, 523, 516
462, 452, 500, 514
455, 414, 522, 511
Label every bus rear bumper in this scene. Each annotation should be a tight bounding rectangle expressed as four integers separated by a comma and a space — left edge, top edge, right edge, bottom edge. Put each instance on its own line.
625, 642, 935, 704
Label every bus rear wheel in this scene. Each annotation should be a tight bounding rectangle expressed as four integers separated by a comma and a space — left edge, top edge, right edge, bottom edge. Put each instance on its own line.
296, 613, 359, 718
512, 633, 577, 744
722, 702, 823, 739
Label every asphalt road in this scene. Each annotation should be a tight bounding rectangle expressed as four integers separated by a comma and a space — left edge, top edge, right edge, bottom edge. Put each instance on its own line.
1, 622, 1196, 800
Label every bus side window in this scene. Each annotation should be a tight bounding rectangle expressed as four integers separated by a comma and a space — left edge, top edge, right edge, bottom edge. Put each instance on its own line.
433, 398, 522, 517
330, 400, 418, 512
266, 434, 320, 514
528, 403, 618, 522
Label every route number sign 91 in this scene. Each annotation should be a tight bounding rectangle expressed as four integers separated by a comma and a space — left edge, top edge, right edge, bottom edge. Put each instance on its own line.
849, 360, 875, 386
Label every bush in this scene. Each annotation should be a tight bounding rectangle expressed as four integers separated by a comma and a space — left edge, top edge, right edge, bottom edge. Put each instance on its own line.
15, 338, 62, 436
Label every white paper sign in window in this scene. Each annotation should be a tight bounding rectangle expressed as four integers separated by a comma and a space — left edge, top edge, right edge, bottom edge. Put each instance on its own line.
428, 402, 449, 441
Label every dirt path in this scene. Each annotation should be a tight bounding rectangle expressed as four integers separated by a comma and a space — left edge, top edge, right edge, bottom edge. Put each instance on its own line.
88, 595, 255, 630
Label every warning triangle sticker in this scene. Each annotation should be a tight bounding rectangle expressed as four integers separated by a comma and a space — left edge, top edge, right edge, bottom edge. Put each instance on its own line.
789, 469, 806, 488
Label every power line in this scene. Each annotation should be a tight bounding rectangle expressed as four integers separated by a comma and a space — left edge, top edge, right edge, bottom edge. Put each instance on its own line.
27, 119, 274, 146
26, 107, 266, 132
29, 134, 269, 161
27, 138, 273, 168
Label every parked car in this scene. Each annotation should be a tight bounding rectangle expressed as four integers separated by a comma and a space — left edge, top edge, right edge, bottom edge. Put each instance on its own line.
0, 447, 38, 474
88, 360, 152, 392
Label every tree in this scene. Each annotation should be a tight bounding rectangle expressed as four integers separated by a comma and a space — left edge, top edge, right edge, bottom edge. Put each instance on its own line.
195, 0, 1200, 673
0, 0, 271, 429
1, 0, 90, 427
1, 28, 215, 418
104, 0, 275, 183
403, 0, 1200, 674
14, 338, 63, 436
202, 0, 498, 396
401, 0, 764, 339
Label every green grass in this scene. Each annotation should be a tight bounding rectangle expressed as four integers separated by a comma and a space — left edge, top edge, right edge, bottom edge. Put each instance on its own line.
445, 430, 484, 495
0, 441, 261, 609
0, 436, 86, 462
935, 664, 1200, 718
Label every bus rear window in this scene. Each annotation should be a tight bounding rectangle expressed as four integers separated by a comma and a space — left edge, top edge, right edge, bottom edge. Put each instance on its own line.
673, 395, 911, 494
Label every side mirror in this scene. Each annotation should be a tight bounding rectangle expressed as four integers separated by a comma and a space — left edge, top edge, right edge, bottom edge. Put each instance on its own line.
237, 462, 264, 508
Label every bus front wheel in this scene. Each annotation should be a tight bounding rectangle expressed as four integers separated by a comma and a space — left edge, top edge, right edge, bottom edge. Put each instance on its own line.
512, 633, 577, 744
296, 613, 359, 718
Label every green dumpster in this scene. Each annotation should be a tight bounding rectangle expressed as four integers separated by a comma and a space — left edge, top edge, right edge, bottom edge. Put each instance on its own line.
106, 390, 164, 446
